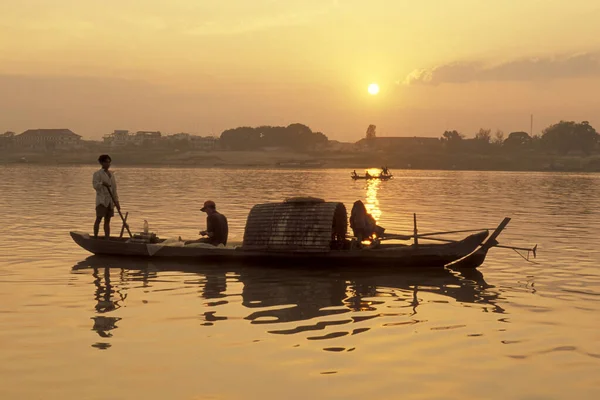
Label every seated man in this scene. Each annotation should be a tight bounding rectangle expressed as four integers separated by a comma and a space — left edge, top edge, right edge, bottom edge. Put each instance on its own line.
349, 200, 385, 244
187, 200, 228, 246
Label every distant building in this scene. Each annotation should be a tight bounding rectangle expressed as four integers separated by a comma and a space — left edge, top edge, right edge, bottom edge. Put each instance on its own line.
15, 129, 82, 149
103, 130, 130, 146
190, 136, 218, 150
166, 132, 218, 150
327, 140, 356, 152
168, 132, 192, 141
103, 130, 162, 146
132, 131, 161, 145
102, 129, 217, 149
0, 131, 16, 149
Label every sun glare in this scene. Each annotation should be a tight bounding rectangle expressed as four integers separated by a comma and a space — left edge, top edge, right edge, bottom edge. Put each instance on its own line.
368, 83, 380, 95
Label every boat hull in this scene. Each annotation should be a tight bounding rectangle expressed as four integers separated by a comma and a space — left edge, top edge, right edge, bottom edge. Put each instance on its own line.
351, 175, 392, 180
69, 230, 489, 269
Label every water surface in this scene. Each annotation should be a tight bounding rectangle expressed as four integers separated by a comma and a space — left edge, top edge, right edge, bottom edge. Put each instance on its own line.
1, 166, 599, 399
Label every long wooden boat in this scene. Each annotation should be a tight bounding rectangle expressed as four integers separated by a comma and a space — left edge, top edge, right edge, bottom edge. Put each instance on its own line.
70, 198, 510, 269
351, 174, 393, 180
70, 230, 489, 268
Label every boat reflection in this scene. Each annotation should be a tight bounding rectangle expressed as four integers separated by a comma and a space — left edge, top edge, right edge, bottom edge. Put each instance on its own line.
73, 257, 504, 348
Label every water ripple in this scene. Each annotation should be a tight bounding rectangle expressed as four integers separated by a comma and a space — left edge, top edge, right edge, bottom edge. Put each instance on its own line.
1, 166, 599, 399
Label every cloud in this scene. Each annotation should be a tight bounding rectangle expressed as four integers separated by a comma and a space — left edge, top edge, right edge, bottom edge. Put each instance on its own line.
404, 52, 600, 85
185, 1, 340, 36
185, 13, 316, 36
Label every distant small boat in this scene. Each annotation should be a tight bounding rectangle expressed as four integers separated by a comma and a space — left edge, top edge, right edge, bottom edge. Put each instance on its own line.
351, 173, 393, 180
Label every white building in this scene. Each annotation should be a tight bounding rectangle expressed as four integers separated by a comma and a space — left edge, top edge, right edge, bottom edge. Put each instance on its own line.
103, 130, 162, 146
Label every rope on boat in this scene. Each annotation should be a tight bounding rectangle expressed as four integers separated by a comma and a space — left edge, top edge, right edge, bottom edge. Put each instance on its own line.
511, 248, 539, 264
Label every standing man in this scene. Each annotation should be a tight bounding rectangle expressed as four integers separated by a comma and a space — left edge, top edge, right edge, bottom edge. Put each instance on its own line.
193, 200, 228, 246
93, 154, 120, 239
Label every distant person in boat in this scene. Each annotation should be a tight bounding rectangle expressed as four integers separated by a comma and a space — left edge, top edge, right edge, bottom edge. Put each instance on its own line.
365, 171, 371, 179
92, 154, 120, 239
188, 200, 229, 246
382, 166, 390, 175
350, 200, 385, 244
352, 170, 358, 177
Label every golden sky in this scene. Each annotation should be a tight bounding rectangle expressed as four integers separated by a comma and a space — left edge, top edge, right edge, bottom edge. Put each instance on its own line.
1, 0, 599, 140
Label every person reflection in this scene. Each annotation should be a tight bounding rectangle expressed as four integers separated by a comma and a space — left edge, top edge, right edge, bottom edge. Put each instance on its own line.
200, 268, 229, 325
91, 267, 125, 340
203, 269, 228, 299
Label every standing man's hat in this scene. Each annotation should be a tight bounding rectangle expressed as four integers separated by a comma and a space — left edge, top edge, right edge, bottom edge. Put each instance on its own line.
201, 200, 216, 212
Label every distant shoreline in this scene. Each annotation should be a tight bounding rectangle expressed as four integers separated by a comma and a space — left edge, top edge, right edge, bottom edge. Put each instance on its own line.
5, 163, 600, 175
2, 162, 599, 173
2, 148, 600, 172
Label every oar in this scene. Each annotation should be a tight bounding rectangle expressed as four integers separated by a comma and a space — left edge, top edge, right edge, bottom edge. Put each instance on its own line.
106, 186, 132, 238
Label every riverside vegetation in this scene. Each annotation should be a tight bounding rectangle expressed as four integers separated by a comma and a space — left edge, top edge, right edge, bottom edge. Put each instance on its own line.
1, 121, 599, 171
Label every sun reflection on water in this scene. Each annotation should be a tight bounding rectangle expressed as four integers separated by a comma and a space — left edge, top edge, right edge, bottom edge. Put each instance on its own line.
365, 179, 381, 222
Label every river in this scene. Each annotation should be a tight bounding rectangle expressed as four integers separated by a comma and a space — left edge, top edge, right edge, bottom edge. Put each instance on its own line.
1, 166, 599, 399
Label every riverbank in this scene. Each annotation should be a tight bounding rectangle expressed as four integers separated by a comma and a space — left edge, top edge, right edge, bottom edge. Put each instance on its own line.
2, 148, 600, 172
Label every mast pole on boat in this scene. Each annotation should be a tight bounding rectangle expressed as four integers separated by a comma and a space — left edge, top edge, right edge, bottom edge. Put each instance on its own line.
413, 213, 419, 245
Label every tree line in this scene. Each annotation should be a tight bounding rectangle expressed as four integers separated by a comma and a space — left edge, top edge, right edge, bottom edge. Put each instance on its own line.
220, 123, 328, 151
441, 120, 599, 155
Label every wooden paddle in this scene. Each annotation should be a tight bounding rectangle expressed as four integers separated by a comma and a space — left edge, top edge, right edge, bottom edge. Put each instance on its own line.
106, 186, 132, 238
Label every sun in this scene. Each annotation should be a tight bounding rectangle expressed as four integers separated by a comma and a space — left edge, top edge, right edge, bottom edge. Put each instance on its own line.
368, 83, 380, 95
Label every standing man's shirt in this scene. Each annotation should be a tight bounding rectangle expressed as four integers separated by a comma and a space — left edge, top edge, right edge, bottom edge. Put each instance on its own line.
93, 169, 119, 207
206, 212, 228, 246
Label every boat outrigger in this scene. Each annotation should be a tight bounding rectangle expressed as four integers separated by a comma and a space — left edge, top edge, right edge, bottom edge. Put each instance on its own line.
70, 197, 536, 269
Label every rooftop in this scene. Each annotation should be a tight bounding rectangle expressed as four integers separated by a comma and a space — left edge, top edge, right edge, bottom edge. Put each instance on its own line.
19, 129, 81, 138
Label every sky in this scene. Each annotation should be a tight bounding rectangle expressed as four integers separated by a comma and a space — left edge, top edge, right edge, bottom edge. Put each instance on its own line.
1, 0, 599, 141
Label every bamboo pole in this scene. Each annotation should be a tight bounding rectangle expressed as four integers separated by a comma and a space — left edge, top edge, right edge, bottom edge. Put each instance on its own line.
413, 213, 418, 245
